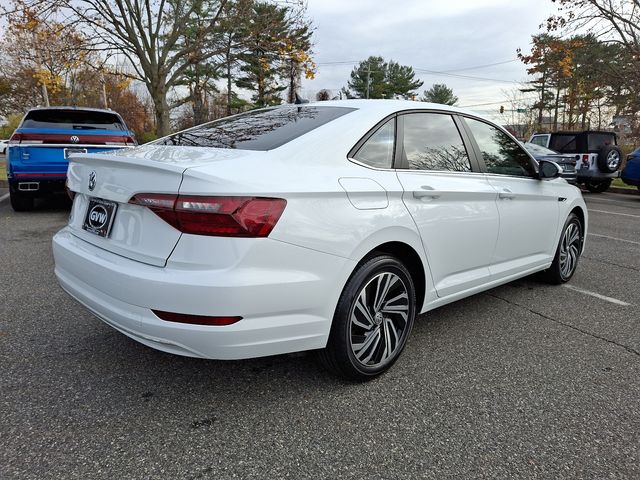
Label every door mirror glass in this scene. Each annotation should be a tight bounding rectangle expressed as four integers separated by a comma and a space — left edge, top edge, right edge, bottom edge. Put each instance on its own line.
538, 159, 562, 179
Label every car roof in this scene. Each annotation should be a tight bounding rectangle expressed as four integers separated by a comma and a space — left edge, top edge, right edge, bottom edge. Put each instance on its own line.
300, 99, 489, 120
534, 130, 616, 136
25, 106, 120, 115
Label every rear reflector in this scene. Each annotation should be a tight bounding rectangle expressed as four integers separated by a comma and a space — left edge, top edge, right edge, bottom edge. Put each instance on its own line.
9, 132, 136, 145
152, 310, 242, 326
129, 194, 286, 237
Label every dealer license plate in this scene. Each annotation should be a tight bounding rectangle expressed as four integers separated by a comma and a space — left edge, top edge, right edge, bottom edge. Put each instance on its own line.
82, 197, 118, 238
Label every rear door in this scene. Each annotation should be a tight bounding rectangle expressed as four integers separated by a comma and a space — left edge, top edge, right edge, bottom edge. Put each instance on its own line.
395, 112, 500, 298
461, 117, 559, 278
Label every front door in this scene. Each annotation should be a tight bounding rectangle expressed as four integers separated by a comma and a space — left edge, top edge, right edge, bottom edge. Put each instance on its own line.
462, 117, 560, 278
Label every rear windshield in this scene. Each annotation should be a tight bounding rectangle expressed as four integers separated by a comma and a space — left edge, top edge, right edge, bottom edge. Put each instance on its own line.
22, 109, 125, 130
587, 133, 616, 151
158, 106, 356, 150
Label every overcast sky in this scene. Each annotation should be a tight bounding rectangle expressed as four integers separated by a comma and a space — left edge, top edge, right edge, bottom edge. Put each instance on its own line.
300, 0, 558, 119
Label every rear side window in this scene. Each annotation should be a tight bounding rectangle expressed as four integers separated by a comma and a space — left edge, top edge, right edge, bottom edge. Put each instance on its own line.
159, 106, 356, 151
21, 109, 125, 130
353, 119, 395, 169
549, 134, 577, 153
401, 113, 471, 172
465, 118, 536, 177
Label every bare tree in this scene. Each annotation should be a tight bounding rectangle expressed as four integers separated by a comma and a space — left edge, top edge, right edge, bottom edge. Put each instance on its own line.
46, 0, 229, 136
547, 0, 640, 54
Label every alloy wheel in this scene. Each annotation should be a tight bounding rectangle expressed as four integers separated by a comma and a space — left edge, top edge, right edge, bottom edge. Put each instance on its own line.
349, 272, 410, 368
559, 222, 581, 279
606, 150, 620, 170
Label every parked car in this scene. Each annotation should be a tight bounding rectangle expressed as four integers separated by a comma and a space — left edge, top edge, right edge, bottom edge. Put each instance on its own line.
621, 147, 640, 191
53, 100, 587, 380
529, 130, 622, 193
0, 139, 8, 155
522, 141, 577, 184
6, 106, 136, 211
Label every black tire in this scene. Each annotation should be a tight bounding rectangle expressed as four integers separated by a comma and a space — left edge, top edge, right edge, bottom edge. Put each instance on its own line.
9, 188, 35, 212
543, 213, 583, 285
585, 179, 612, 193
318, 255, 417, 381
597, 145, 622, 173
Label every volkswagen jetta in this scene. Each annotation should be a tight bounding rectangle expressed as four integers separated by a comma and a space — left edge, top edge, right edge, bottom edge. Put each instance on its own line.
53, 100, 587, 380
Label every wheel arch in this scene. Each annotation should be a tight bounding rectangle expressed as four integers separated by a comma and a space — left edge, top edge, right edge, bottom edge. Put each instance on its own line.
569, 204, 587, 253
353, 239, 428, 313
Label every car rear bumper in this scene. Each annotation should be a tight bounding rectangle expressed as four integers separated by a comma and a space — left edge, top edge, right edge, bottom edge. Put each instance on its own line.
53, 228, 355, 360
9, 177, 66, 194
576, 169, 619, 181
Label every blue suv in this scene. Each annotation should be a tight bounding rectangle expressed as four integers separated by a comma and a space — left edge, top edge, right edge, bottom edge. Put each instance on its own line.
621, 147, 640, 192
6, 107, 136, 211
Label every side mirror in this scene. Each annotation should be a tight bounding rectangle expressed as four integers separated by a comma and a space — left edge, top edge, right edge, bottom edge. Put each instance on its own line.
538, 159, 562, 180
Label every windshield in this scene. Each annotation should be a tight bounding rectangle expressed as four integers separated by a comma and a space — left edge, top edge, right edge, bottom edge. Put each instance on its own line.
22, 109, 126, 130
524, 142, 558, 156
157, 106, 356, 151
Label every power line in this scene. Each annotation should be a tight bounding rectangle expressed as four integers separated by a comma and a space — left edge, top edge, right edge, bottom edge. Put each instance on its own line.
315, 59, 524, 84
413, 68, 522, 84
441, 59, 518, 72
316, 58, 519, 74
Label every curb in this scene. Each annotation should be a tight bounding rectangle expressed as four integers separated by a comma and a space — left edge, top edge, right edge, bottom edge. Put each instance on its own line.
608, 186, 639, 195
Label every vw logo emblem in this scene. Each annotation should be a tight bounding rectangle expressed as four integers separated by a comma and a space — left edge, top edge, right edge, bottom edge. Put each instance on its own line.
70, 135, 80, 144
88, 171, 97, 191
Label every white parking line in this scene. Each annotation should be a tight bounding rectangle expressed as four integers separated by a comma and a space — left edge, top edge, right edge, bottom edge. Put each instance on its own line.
585, 195, 640, 204
588, 233, 640, 246
0, 193, 9, 203
588, 209, 640, 219
563, 284, 632, 306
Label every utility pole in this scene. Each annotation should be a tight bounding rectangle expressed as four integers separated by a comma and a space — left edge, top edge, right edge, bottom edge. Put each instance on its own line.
101, 71, 108, 109
366, 62, 371, 99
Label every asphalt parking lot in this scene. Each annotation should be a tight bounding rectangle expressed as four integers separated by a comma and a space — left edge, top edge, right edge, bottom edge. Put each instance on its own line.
0, 189, 638, 479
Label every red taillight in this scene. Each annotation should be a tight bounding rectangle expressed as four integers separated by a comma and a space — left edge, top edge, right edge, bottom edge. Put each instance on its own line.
152, 310, 242, 326
129, 194, 286, 237
9, 132, 23, 144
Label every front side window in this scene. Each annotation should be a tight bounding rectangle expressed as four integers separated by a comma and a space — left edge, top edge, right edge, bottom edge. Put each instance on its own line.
353, 119, 395, 169
465, 118, 535, 177
401, 113, 471, 172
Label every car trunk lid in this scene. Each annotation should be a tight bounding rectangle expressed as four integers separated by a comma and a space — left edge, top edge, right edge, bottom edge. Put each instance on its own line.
65, 146, 258, 267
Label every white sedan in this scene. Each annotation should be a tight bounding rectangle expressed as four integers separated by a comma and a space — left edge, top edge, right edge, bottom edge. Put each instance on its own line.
53, 100, 587, 380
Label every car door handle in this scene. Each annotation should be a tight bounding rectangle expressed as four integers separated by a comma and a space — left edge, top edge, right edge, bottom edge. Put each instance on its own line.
413, 186, 441, 200
498, 191, 516, 200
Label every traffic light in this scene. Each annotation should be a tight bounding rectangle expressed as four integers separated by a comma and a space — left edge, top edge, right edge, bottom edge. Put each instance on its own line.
499, 105, 504, 114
